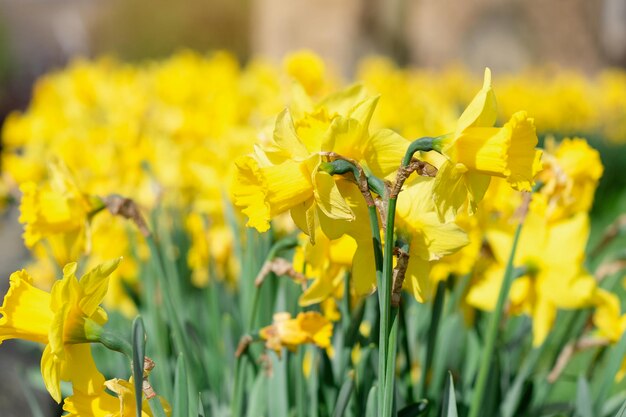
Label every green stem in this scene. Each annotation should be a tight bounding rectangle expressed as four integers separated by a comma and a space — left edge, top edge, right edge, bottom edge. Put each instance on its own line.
321, 160, 386, 197
368, 206, 384, 307
97, 330, 133, 359
378, 137, 436, 416
379, 197, 397, 416
296, 347, 307, 417
365, 204, 386, 417
83, 319, 133, 358
402, 137, 435, 166
231, 354, 247, 417
247, 288, 262, 332
384, 314, 399, 416
468, 222, 524, 417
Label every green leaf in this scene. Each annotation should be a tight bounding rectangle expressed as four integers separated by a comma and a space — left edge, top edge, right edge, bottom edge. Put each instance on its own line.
246, 374, 269, 417
365, 386, 378, 417
613, 398, 626, 417
198, 395, 206, 417
132, 316, 146, 417
575, 375, 593, 417
429, 315, 464, 400
382, 314, 400, 416
148, 396, 169, 417
441, 373, 458, 417
593, 332, 626, 413
267, 353, 289, 417
333, 377, 355, 417
500, 346, 543, 417
174, 354, 190, 417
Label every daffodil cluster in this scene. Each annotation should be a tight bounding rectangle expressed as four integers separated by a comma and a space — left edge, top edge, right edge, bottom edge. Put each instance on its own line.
1, 49, 624, 416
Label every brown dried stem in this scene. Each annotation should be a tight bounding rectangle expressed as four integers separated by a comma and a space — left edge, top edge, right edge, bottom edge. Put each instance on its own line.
547, 337, 609, 383
590, 214, 626, 258
104, 195, 151, 238
235, 335, 254, 359
389, 159, 437, 200
391, 247, 410, 308
254, 258, 308, 289
141, 357, 157, 399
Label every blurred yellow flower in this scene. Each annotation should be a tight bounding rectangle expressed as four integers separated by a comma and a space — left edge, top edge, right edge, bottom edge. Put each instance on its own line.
536, 137, 603, 221
283, 50, 327, 96
592, 289, 626, 343
467, 213, 596, 346
294, 230, 356, 319
19, 161, 99, 265
259, 311, 332, 356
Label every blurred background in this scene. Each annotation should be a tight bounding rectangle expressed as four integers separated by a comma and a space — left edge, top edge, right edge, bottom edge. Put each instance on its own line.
1, 0, 626, 120
0, 0, 624, 415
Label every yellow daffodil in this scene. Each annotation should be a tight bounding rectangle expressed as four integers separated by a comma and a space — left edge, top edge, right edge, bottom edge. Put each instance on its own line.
259, 311, 332, 356
0, 259, 120, 402
428, 212, 482, 283
18, 161, 100, 266
592, 289, 626, 343
74, 379, 169, 417
293, 231, 356, 320
536, 137, 603, 221
283, 50, 328, 96
467, 212, 596, 346
432, 69, 543, 220
186, 211, 239, 287
591, 289, 626, 381
64, 361, 171, 417
233, 103, 356, 242
395, 177, 470, 302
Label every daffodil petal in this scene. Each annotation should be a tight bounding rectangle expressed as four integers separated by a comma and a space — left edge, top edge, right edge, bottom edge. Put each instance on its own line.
314, 171, 354, 221
273, 109, 309, 160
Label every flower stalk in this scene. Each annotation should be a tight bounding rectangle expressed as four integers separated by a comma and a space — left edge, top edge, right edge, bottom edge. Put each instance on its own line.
380, 137, 437, 416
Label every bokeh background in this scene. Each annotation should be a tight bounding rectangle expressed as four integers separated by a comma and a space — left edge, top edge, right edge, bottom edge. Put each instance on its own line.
0, 0, 625, 415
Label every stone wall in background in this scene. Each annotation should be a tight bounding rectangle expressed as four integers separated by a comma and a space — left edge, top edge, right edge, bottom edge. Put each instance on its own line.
250, 0, 626, 74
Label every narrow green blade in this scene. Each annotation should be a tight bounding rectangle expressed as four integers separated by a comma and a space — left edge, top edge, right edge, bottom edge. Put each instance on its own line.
441, 373, 458, 417
174, 354, 190, 417
132, 316, 146, 417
